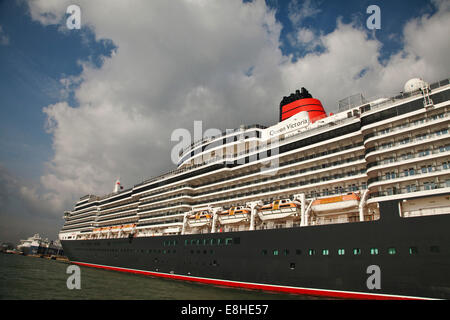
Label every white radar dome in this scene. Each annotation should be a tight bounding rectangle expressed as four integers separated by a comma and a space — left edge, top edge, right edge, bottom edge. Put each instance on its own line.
404, 78, 429, 93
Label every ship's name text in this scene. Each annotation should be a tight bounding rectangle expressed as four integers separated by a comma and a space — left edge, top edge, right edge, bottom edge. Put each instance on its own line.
269, 119, 309, 136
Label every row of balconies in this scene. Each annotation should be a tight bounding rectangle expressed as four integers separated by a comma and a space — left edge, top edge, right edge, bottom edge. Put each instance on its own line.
134, 158, 367, 211
363, 110, 447, 143
365, 127, 449, 159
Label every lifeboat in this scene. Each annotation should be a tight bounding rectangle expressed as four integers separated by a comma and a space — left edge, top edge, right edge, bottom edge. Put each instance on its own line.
187, 210, 213, 228
218, 206, 250, 225
121, 224, 136, 230
311, 193, 360, 214
258, 199, 301, 221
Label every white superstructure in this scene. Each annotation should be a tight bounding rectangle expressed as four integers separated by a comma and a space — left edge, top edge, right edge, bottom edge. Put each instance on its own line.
60, 77, 450, 241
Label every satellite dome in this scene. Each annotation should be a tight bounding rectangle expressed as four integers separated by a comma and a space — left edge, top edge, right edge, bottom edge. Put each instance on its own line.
404, 78, 429, 93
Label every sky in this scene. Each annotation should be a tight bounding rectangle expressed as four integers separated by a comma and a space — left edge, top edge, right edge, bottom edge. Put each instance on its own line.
0, 0, 449, 244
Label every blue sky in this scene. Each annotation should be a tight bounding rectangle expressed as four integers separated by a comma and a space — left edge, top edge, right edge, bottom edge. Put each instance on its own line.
0, 0, 448, 243
0, 0, 115, 180
0, 0, 437, 180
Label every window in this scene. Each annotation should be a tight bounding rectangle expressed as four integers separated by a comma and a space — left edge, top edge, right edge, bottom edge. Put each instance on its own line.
409, 247, 418, 255
284, 249, 290, 256
430, 246, 440, 253
388, 247, 396, 255
338, 249, 345, 255
370, 248, 379, 255
308, 249, 316, 256
424, 182, 435, 190
322, 249, 329, 256
353, 248, 361, 255
400, 138, 410, 145
261, 249, 268, 255
273, 250, 279, 256
225, 238, 233, 245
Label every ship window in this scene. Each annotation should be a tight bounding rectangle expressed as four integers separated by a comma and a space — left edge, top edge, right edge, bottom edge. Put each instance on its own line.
370, 248, 379, 255
322, 249, 329, 256
308, 249, 316, 256
210, 239, 216, 245
262, 249, 268, 255
353, 248, 361, 255
273, 250, 279, 256
430, 246, 440, 253
388, 247, 396, 255
190, 239, 196, 245
338, 249, 345, 255
409, 247, 418, 255
290, 263, 296, 270
284, 249, 289, 256
225, 238, 233, 245
184, 240, 188, 246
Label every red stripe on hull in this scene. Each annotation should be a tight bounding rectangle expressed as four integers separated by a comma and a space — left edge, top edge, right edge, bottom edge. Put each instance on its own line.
72, 261, 428, 300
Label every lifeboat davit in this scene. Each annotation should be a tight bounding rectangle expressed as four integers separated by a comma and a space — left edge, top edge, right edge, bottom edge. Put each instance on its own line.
258, 199, 301, 221
187, 210, 213, 228
279, 87, 327, 123
218, 206, 250, 225
311, 193, 360, 214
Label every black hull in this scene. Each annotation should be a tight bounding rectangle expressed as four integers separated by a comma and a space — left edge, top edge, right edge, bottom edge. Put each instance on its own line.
61, 201, 450, 299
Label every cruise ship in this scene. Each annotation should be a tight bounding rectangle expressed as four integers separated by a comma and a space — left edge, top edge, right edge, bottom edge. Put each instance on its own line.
17, 234, 64, 256
59, 77, 450, 299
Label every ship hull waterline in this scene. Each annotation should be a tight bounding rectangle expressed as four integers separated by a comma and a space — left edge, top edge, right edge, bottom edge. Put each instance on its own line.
61, 201, 450, 300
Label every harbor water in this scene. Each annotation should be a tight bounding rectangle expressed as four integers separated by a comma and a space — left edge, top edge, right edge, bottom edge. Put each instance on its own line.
0, 253, 321, 300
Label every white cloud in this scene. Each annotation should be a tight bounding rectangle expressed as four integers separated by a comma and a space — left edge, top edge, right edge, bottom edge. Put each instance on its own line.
0, 25, 10, 45
22, 0, 450, 218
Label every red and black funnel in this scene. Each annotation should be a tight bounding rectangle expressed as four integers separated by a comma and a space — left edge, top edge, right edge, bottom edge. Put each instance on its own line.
279, 88, 327, 123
